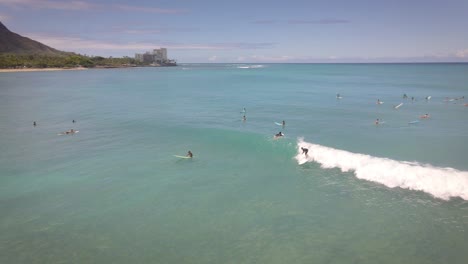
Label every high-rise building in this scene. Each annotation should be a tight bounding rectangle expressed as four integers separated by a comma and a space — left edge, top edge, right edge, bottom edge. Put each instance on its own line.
134, 48, 176, 65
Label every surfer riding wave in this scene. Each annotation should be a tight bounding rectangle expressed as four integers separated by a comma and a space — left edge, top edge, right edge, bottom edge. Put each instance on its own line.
295, 138, 468, 201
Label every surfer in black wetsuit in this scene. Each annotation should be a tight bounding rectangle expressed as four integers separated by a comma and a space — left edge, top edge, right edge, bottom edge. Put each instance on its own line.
275, 132, 283, 138
301, 147, 308, 156
33, 121, 36, 127
187, 151, 193, 158
282, 120, 285, 127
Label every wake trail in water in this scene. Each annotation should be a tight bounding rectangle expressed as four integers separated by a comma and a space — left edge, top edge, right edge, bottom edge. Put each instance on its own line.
295, 138, 468, 200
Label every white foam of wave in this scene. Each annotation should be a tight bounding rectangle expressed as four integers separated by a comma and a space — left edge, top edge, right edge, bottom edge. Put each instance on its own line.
295, 138, 468, 200
237, 64, 265, 69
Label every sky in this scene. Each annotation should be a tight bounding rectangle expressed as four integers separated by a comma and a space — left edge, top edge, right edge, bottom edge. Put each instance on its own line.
1, 0, 468, 63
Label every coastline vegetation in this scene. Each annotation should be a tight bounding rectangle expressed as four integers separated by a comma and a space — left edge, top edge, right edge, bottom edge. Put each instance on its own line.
0, 53, 154, 69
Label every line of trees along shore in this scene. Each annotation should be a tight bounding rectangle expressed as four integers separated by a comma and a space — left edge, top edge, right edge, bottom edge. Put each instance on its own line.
0, 54, 150, 69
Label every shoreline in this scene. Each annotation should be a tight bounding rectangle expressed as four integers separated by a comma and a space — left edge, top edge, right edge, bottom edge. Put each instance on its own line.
0, 67, 88, 73
0, 64, 177, 73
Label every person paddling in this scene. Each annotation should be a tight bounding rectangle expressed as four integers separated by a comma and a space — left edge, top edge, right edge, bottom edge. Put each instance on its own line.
187, 151, 193, 158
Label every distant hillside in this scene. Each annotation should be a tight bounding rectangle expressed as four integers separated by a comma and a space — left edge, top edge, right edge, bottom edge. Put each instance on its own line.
0, 21, 67, 55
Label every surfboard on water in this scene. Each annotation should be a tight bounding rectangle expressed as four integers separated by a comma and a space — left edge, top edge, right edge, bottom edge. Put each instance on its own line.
377, 101, 384, 105
408, 120, 419, 124
58, 130, 79, 135
394, 103, 403, 109
426, 96, 432, 100
275, 122, 283, 126
174, 155, 191, 159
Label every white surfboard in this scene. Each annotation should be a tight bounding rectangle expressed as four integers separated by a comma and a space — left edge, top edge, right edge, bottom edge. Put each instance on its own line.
394, 103, 403, 109
275, 122, 283, 126
58, 130, 79, 135
174, 155, 191, 159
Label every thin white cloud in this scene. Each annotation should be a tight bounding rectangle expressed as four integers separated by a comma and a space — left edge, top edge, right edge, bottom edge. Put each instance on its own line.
0, 0, 96, 10
120, 29, 163, 35
26, 34, 272, 54
237, 55, 295, 62
0, 0, 186, 13
455, 49, 468, 58
113, 4, 187, 14
251, 19, 349, 25
0, 13, 9, 21
287, 19, 350, 24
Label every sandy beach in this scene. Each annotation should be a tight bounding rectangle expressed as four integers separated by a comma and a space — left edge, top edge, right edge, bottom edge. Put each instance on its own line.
0, 67, 88, 73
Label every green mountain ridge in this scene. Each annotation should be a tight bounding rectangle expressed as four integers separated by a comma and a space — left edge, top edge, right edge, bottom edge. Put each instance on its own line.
0, 21, 174, 69
0, 21, 68, 55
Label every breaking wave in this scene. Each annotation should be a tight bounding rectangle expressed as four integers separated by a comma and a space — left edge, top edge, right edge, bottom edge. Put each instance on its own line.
236, 64, 265, 69
295, 138, 468, 200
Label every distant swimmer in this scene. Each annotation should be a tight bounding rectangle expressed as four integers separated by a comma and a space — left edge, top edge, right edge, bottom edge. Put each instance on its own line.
243, 115, 246, 122
403, 94, 408, 99
375, 118, 380, 125
33, 121, 36, 127
72, 120, 76, 123
187, 151, 193, 158
301, 147, 309, 156
420, 114, 430, 119
282, 120, 285, 127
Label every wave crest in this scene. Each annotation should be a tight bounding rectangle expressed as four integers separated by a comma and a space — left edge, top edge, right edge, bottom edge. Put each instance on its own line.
295, 138, 468, 200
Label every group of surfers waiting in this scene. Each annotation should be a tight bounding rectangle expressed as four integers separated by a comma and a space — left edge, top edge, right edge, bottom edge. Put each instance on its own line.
33, 120, 78, 134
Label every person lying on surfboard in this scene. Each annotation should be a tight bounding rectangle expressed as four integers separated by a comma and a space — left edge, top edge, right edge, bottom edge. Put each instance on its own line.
187, 151, 193, 158
274, 132, 284, 138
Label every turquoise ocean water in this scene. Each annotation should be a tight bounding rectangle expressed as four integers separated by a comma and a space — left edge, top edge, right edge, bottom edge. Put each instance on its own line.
1, 63, 468, 263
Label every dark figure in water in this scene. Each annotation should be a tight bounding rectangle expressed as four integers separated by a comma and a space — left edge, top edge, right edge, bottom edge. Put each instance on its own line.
187, 151, 193, 158
275, 132, 283, 137
301, 147, 309, 156
72, 120, 76, 123
282, 120, 285, 127
33, 121, 36, 127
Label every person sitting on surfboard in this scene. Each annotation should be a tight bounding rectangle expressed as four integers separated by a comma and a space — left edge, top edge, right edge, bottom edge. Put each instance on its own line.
301, 147, 308, 156
243, 115, 246, 122
420, 114, 430, 119
375, 119, 380, 125
282, 120, 285, 126
187, 151, 193, 158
